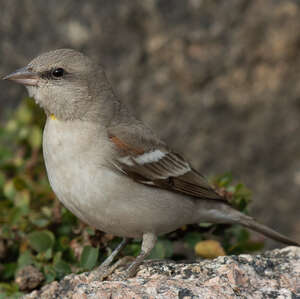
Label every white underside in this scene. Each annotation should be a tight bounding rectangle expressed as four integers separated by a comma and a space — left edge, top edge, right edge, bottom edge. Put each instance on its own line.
43, 118, 198, 238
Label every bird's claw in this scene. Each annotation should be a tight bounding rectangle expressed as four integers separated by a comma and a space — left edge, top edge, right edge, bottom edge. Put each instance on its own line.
92, 256, 136, 281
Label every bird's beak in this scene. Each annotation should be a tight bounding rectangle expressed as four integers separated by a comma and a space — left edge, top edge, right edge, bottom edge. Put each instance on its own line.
3, 67, 39, 86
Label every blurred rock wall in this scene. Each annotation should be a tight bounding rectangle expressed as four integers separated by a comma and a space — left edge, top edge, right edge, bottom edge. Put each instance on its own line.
0, 0, 299, 246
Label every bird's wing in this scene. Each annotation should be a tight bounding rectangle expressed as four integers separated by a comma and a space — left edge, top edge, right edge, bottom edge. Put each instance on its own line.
108, 123, 226, 202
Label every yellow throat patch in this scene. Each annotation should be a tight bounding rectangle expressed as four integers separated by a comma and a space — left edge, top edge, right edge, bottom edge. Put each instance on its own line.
50, 114, 57, 120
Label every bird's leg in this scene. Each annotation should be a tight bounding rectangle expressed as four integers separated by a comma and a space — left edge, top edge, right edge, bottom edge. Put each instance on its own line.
100, 238, 130, 268
120, 232, 157, 279
94, 237, 129, 280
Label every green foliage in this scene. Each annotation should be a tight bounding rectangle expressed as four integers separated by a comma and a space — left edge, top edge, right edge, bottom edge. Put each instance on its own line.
183, 232, 203, 249
27, 230, 55, 253
0, 99, 88, 297
0, 99, 263, 297
149, 238, 173, 259
213, 172, 252, 212
80, 246, 99, 270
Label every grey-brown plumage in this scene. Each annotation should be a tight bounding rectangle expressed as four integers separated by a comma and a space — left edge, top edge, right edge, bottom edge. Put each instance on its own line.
3, 49, 299, 279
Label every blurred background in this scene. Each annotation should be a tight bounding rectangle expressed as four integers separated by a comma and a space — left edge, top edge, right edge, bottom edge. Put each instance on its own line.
0, 0, 299, 248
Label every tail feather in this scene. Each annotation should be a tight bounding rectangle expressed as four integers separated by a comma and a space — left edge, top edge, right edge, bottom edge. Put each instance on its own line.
238, 215, 299, 246
196, 201, 299, 246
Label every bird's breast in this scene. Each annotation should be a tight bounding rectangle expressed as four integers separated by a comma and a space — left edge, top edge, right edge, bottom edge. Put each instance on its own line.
42, 118, 197, 238
42, 118, 114, 225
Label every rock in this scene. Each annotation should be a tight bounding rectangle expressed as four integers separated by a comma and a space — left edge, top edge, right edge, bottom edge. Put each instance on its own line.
24, 246, 299, 298
15, 265, 44, 291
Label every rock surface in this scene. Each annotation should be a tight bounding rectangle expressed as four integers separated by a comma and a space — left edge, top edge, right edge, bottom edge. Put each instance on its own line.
25, 246, 300, 298
0, 0, 300, 246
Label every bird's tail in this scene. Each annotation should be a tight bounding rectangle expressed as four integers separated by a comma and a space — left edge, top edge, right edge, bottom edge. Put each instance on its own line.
197, 200, 300, 246
196, 201, 299, 246
237, 214, 299, 246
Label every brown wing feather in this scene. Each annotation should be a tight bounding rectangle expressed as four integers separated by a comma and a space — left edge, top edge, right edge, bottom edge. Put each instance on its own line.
128, 167, 224, 201
108, 127, 226, 202
109, 135, 145, 156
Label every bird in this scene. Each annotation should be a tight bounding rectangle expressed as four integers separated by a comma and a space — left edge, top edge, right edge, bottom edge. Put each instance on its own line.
3, 49, 299, 279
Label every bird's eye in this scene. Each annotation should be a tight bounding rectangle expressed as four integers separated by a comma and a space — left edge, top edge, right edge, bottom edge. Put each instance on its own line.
52, 68, 65, 78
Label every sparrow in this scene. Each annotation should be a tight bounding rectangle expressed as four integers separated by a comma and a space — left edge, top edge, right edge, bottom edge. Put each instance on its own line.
3, 49, 299, 279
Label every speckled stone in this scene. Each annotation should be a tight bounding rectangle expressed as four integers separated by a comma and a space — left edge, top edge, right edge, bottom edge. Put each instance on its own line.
24, 246, 299, 298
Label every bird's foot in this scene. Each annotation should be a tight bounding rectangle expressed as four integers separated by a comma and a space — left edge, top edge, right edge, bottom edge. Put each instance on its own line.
114, 267, 138, 280
113, 256, 146, 280
93, 256, 135, 281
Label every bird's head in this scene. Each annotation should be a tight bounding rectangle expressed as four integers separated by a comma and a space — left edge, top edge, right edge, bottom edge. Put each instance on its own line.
4, 49, 116, 121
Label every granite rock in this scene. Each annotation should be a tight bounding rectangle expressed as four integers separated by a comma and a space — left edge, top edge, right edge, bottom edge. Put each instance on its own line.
24, 246, 300, 299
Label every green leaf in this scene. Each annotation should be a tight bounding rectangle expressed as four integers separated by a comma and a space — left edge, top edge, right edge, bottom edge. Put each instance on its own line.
18, 127, 29, 140
0, 172, 5, 189
7, 292, 25, 299
80, 246, 99, 270
15, 102, 33, 124
122, 242, 141, 257
45, 248, 53, 260
14, 190, 30, 215
30, 216, 50, 228
12, 177, 27, 191
8, 207, 23, 225
53, 258, 71, 279
0, 282, 23, 298
85, 227, 95, 236
0, 224, 15, 239
28, 126, 42, 149
2, 263, 17, 280
58, 236, 70, 250
5, 119, 18, 132
228, 240, 264, 255
17, 251, 34, 268
198, 222, 214, 228
43, 265, 56, 283
217, 173, 233, 187
236, 227, 250, 243
27, 230, 55, 253
149, 239, 173, 259
184, 232, 203, 249
3, 180, 17, 200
